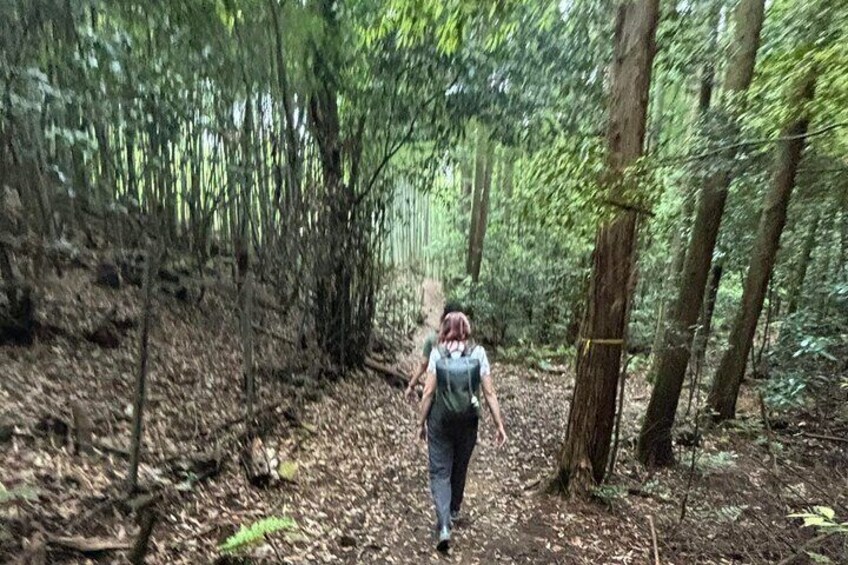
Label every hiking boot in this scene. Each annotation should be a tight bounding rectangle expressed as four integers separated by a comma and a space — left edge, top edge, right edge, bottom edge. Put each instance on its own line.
436, 526, 451, 552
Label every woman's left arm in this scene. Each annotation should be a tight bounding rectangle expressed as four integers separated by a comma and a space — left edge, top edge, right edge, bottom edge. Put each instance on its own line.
481, 377, 507, 447
417, 372, 437, 440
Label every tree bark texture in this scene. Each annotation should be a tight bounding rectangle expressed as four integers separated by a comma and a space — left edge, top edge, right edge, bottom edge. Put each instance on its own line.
637, 0, 765, 465
555, 0, 659, 494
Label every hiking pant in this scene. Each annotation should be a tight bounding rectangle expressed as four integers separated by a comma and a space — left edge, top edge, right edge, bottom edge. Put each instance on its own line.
427, 415, 479, 531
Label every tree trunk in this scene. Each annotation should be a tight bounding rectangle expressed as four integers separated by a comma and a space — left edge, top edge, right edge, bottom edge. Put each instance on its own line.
501, 150, 515, 227
467, 125, 486, 279
708, 68, 817, 422
690, 259, 723, 375
786, 210, 820, 316
467, 137, 493, 283
127, 243, 157, 493
241, 270, 256, 435
554, 0, 659, 495
637, 0, 765, 466
267, 0, 301, 209
460, 146, 473, 199
840, 184, 847, 280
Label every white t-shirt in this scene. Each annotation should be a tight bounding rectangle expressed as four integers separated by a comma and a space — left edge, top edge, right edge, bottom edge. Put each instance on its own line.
427, 344, 491, 378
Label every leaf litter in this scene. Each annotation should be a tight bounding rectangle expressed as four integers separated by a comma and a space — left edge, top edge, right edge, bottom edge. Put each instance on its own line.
1, 271, 846, 563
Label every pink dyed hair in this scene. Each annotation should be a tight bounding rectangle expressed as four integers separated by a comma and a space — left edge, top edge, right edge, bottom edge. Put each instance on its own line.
438, 312, 471, 345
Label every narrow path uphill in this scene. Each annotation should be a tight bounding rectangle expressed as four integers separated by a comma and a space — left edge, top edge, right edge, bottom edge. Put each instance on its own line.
246, 277, 657, 565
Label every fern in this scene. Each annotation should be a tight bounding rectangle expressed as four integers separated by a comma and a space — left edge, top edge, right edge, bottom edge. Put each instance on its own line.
591, 484, 627, 506
695, 451, 737, 475
218, 516, 297, 554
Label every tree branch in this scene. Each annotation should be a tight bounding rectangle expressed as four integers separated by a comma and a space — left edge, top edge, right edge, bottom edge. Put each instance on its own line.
659, 121, 848, 166
357, 73, 460, 206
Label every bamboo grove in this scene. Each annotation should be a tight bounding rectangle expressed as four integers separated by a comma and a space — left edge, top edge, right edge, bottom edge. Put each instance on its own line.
2, 0, 848, 502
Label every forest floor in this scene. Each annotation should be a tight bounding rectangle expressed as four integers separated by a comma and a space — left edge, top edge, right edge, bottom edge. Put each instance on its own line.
1, 258, 847, 564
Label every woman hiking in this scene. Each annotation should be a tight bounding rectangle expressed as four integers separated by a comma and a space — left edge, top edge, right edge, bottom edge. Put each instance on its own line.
417, 311, 507, 552
405, 301, 464, 403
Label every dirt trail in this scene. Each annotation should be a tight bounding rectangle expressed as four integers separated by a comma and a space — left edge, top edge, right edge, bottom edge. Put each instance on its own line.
269, 279, 575, 563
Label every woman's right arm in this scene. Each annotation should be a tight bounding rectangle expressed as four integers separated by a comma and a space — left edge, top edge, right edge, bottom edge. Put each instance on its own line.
417, 372, 437, 440
405, 358, 428, 402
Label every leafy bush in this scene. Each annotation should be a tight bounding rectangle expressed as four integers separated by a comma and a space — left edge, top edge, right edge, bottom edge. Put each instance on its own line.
218, 516, 297, 555
496, 342, 574, 366
761, 372, 807, 411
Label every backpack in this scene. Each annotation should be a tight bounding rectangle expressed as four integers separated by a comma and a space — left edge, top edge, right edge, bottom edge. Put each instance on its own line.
432, 345, 482, 422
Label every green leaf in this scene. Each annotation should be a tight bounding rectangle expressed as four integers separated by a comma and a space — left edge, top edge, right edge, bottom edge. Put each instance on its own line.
814, 506, 836, 521
806, 551, 833, 564
803, 516, 827, 528
277, 461, 299, 482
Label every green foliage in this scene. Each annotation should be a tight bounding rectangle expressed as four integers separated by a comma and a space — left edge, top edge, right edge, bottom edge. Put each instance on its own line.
753, 435, 785, 455
695, 451, 737, 475
590, 484, 627, 507
218, 516, 297, 554
632, 479, 673, 503
374, 267, 422, 343
497, 342, 574, 367
714, 504, 749, 524
761, 373, 808, 411
785, 508, 847, 565
788, 506, 848, 534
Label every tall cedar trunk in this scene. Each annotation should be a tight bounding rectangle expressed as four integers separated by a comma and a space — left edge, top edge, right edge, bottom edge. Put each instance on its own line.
637, 0, 765, 465
786, 211, 820, 316
554, 0, 659, 495
468, 136, 494, 283
127, 244, 157, 493
708, 69, 817, 421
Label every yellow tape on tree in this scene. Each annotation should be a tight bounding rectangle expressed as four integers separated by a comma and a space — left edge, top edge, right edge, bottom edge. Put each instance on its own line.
578, 337, 625, 357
